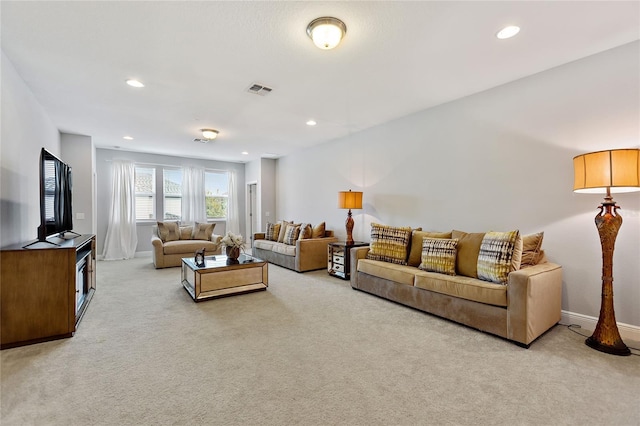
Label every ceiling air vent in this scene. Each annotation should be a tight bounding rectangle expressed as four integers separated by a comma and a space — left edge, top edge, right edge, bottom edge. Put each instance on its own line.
193, 138, 209, 143
247, 83, 273, 96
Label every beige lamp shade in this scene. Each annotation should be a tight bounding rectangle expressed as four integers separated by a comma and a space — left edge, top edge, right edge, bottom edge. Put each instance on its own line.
573, 149, 640, 194
338, 190, 363, 209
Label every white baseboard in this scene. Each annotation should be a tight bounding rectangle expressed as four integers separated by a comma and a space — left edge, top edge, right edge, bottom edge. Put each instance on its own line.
560, 310, 640, 343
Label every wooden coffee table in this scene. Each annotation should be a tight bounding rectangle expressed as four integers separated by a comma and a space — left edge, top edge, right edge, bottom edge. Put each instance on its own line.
181, 254, 268, 302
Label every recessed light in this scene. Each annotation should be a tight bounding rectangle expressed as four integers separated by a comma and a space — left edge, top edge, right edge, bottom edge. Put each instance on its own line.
242, 151, 249, 155
496, 26, 520, 39
126, 79, 144, 88
123, 136, 133, 140
306, 120, 317, 126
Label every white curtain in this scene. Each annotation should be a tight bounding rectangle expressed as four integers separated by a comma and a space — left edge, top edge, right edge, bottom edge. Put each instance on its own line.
102, 160, 138, 260
227, 170, 240, 234
182, 166, 206, 224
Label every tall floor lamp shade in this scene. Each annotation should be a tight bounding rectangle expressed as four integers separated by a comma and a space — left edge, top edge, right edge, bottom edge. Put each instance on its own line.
338, 190, 363, 245
573, 148, 640, 356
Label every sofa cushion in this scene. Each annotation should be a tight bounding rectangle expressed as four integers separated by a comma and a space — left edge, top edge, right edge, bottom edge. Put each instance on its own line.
192, 222, 215, 241
451, 230, 485, 278
414, 270, 507, 307
311, 222, 326, 238
157, 221, 180, 242
254, 239, 278, 250
163, 239, 217, 255
298, 223, 312, 240
408, 230, 453, 267
266, 223, 281, 241
179, 226, 193, 240
366, 223, 412, 265
357, 259, 416, 286
419, 238, 458, 276
273, 242, 296, 256
277, 220, 293, 242
521, 232, 544, 267
477, 230, 520, 284
283, 224, 300, 245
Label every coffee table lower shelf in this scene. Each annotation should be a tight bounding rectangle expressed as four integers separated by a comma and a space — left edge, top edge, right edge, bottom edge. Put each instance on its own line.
181, 255, 268, 302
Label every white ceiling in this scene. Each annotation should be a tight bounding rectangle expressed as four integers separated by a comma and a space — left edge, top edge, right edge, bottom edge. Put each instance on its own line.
2, 1, 639, 163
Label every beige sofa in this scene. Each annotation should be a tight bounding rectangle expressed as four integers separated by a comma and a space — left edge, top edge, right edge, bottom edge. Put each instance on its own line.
151, 222, 222, 268
252, 221, 338, 272
349, 227, 563, 347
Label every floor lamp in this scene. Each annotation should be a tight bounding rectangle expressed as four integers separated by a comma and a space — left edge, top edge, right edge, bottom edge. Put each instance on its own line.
573, 148, 640, 356
338, 190, 363, 245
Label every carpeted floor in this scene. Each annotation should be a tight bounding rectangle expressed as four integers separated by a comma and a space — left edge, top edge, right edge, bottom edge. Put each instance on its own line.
1, 257, 639, 425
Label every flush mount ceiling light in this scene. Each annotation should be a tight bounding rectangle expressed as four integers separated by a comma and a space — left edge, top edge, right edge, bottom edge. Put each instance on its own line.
306, 17, 347, 50
123, 136, 133, 140
126, 79, 144, 88
201, 129, 219, 140
306, 120, 317, 126
496, 25, 520, 39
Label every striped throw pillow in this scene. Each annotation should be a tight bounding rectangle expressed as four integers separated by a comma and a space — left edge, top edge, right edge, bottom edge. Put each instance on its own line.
477, 230, 520, 284
366, 223, 412, 265
419, 238, 458, 275
283, 225, 300, 245
266, 223, 281, 241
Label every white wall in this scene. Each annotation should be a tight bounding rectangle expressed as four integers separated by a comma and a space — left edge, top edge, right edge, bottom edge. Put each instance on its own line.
276, 42, 640, 327
96, 148, 246, 255
61, 133, 96, 235
0, 51, 61, 247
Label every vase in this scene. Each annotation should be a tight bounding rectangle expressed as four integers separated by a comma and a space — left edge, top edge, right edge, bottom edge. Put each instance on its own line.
226, 246, 240, 264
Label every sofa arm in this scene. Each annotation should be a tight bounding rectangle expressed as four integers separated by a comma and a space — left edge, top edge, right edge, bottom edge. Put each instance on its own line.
254, 233, 266, 241
151, 235, 165, 268
295, 236, 338, 271
210, 234, 223, 254
350, 246, 370, 287
507, 262, 563, 345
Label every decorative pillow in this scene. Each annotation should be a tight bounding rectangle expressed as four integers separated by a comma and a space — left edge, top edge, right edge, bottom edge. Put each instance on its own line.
451, 230, 485, 278
277, 220, 292, 242
366, 223, 412, 265
512, 233, 523, 272
311, 222, 326, 239
298, 223, 312, 240
419, 238, 458, 275
179, 226, 193, 240
408, 230, 453, 267
477, 230, 520, 284
266, 223, 281, 241
283, 225, 301, 245
521, 232, 544, 267
157, 221, 180, 242
192, 222, 215, 241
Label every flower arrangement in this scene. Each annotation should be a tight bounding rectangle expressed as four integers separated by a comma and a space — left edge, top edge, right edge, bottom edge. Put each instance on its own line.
221, 231, 244, 250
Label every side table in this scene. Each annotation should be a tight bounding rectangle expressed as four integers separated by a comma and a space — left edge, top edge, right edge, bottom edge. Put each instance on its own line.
328, 241, 368, 280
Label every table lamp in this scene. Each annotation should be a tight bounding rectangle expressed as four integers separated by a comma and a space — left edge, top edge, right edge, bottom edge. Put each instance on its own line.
573, 148, 640, 356
338, 190, 363, 245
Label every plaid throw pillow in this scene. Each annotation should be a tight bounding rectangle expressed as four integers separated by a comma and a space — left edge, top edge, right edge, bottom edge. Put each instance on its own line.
419, 238, 458, 275
283, 225, 300, 245
366, 223, 412, 265
477, 230, 520, 284
266, 223, 281, 241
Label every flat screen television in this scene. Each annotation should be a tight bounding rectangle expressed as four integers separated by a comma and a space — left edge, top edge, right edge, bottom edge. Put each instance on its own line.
36, 148, 74, 242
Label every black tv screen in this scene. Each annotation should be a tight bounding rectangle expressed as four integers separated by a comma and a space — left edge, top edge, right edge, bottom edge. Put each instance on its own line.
37, 148, 73, 241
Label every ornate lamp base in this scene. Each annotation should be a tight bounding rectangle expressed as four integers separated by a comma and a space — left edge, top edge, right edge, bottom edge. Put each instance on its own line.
345, 209, 354, 245
587, 195, 631, 356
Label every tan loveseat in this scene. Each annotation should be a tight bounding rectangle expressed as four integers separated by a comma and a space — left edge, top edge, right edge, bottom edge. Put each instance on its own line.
350, 227, 562, 347
253, 221, 338, 272
151, 222, 222, 269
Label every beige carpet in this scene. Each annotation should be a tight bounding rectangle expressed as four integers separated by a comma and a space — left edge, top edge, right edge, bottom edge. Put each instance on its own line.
1, 257, 639, 425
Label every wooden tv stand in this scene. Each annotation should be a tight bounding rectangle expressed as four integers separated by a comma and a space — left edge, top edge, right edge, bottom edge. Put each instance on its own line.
0, 234, 96, 349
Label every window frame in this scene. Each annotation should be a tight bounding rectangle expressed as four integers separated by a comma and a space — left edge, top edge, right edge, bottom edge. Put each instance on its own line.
134, 166, 156, 222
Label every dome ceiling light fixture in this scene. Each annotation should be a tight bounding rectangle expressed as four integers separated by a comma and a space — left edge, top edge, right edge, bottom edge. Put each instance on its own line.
201, 128, 219, 140
306, 17, 347, 50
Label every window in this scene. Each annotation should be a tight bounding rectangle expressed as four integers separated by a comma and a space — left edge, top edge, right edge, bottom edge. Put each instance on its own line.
135, 167, 156, 220
163, 168, 182, 220
205, 171, 229, 219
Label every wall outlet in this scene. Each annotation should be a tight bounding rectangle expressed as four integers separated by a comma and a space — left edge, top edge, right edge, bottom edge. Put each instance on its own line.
265, 211, 270, 217
76, 212, 85, 220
